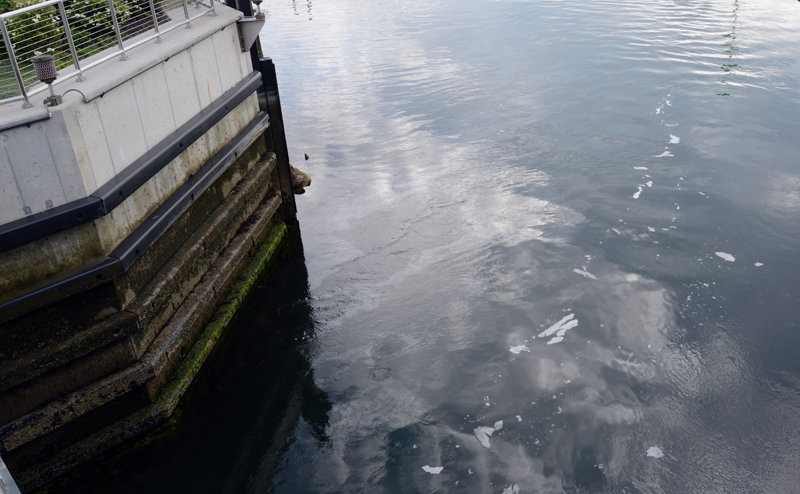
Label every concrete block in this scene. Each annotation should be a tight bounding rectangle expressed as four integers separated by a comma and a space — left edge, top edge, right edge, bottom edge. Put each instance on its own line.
174, 133, 212, 182
163, 49, 202, 129
38, 221, 105, 273
131, 64, 177, 148
150, 153, 182, 203
214, 26, 246, 92
76, 102, 116, 189
0, 281, 122, 373
121, 180, 161, 234
3, 123, 67, 217
127, 142, 270, 357
0, 221, 104, 295
240, 48, 251, 78
0, 311, 137, 423
90, 107, 244, 257
0, 337, 134, 426
190, 37, 224, 108
204, 105, 236, 158
44, 113, 86, 203
94, 203, 132, 254
0, 144, 23, 225
60, 104, 98, 195
95, 82, 149, 176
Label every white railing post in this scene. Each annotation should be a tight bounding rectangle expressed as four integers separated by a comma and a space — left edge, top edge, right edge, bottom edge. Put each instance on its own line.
58, 0, 85, 81
107, 0, 129, 60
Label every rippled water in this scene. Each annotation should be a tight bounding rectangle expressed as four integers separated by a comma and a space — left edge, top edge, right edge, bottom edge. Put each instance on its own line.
55, 0, 800, 492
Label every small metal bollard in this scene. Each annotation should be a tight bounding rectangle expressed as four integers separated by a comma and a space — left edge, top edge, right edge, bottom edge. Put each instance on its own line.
0, 455, 22, 494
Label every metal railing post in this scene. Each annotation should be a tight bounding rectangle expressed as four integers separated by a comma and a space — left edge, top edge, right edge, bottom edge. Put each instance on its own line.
0, 19, 33, 108
58, 0, 85, 81
107, 0, 128, 60
209, 0, 217, 16
181, 0, 193, 28
148, 0, 162, 42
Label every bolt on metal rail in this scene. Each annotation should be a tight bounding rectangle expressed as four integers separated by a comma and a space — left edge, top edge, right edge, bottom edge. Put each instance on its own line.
0, 0, 217, 109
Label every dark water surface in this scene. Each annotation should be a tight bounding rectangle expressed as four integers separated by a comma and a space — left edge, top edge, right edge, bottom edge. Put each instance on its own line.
55, 0, 800, 492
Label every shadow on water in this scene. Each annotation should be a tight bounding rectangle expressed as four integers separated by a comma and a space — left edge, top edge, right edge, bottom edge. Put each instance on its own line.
41, 231, 331, 494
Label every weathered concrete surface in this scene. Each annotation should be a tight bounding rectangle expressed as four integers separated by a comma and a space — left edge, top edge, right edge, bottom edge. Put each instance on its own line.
0, 94, 260, 297
0, 284, 124, 384
114, 126, 268, 316
0, 152, 286, 482
125, 144, 274, 358
0, 150, 275, 420
15, 221, 291, 491
0, 310, 138, 421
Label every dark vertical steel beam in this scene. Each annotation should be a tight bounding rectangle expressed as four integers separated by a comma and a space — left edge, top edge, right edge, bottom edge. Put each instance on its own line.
258, 57, 297, 221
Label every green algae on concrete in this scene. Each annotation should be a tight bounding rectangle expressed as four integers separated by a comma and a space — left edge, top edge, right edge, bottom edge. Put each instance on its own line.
17, 221, 290, 492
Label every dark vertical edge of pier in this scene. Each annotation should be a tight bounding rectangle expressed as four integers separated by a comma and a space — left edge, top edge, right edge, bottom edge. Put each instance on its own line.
258, 58, 297, 222
226, 0, 297, 222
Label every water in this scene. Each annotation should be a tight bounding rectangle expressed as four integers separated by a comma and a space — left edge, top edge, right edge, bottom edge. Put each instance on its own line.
52, 0, 800, 492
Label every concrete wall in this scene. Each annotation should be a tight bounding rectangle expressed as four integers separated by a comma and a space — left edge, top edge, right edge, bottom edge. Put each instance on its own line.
0, 6, 250, 223
0, 6, 259, 295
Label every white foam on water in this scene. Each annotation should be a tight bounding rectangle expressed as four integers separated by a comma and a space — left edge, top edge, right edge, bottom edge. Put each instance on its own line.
634, 166, 648, 170
556, 320, 579, 336
612, 228, 621, 235
413, 444, 417, 449
645, 174, 651, 178
539, 314, 576, 337
666, 100, 672, 106
699, 192, 706, 196
656, 107, 661, 114
422, 466, 443, 474
755, 262, 764, 266
516, 415, 522, 421
675, 203, 680, 210
646, 181, 653, 187
715, 252, 735, 262
474, 426, 496, 449
573, 267, 598, 280
494, 420, 503, 430
633, 186, 643, 199
509, 345, 530, 354
654, 151, 674, 157
502, 485, 520, 494
648, 227, 656, 232
547, 336, 564, 345
665, 123, 678, 127
669, 134, 680, 143
647, 446, 664, 458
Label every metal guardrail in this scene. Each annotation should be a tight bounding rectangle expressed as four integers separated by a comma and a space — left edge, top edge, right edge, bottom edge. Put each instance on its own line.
0, 0, 217, 109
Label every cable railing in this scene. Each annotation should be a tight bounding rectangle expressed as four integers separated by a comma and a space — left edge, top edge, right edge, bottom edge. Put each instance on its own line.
0, 0, 216, 109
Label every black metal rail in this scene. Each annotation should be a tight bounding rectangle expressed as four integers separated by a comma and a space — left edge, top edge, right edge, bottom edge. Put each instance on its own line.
0, 72, 263, 254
